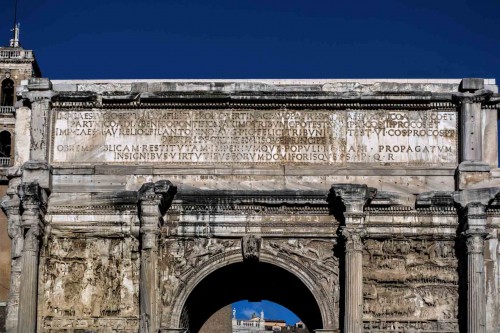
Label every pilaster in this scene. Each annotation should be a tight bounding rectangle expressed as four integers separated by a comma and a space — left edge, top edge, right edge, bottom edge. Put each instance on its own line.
454, 188, 500, 333
16, 182, 47, 333
138, 180, 177, 333
22, 78, 56, 162
453, 79, 493, 189
463, 203, 488, 333
330, 184, 375, 333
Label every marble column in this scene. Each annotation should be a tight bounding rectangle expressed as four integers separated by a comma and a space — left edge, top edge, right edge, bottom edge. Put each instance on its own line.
138, 181, 177, 333
464, 202, 488, 333
23, 78, 55, 162
342, 226, 365, 333
330, 184, 374, 333
458, 95, 487, 162
452, 80, 492, 162
16, 182, 46, 333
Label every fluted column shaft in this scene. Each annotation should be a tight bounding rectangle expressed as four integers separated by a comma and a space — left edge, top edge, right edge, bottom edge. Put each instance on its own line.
466, 232, 486, 333
330, 184, 373, 333
464, 202, 488, 333
138, 181, 176, 333
342, 225, 365, 333
17, 183, 46, 333
139, 199, 162, 333
18, 230, 40, 333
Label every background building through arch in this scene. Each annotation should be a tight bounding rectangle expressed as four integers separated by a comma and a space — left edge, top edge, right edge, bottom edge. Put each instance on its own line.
182, 261, 322, 333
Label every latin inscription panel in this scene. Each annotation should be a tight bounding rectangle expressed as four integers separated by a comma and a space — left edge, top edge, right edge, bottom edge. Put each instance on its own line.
51, 109, 457, 165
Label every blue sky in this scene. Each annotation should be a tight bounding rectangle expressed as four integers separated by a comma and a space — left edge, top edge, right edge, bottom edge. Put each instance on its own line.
1, 0, 499, 324
1, 0, 499, 80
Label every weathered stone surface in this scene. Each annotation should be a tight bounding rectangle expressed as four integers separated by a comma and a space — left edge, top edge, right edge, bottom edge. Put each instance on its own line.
1, 76, 500, 333
42, 237, 140, 331
363, 239, 459, 321
461, 78, 484, 91
51, 109, 458, 166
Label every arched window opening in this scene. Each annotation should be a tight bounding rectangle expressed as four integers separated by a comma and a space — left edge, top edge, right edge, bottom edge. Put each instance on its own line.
0, 131, 12, 166
1, 78, 15, 107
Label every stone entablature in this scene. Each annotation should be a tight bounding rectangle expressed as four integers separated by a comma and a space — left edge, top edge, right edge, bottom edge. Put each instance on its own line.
43, 79, 482, 168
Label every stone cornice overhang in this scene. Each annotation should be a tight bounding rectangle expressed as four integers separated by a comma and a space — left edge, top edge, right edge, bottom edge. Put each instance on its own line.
49, 90, 463, 110
170, 189, 329, 215
44, 186, 500, 240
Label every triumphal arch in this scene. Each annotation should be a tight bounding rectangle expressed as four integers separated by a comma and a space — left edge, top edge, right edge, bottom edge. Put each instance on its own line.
1, 70, 500, 332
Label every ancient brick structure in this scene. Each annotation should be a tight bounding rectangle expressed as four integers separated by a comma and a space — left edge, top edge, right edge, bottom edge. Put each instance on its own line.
1, 33, 500, 333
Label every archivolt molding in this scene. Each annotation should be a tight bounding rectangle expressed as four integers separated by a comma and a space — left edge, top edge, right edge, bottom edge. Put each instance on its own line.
164, 237, 339, 330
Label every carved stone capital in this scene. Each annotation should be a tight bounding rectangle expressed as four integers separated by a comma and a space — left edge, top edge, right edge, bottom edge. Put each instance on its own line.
138, 180, 177, 229
453, 188, 500, 208
242, 235, 261, 262
464, 230, 487, 255
341, 227, 365, 253
464, 202, 487, 220
1, 192, 20, 218
17, 182, 47, 257
329, 184, 376, 214
416, 191, 455, 209
18, 182, 47, 218
23, 225, 42, 253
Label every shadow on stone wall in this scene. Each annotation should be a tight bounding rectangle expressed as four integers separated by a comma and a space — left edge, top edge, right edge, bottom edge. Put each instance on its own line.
0, 304, 6, 333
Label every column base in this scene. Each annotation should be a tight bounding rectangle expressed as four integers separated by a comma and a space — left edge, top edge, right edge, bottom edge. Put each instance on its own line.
159, 329, 187, 333
314, 330, 339, 333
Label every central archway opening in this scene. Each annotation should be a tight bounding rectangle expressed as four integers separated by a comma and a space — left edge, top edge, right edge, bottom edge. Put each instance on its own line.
181, 261, 323, 333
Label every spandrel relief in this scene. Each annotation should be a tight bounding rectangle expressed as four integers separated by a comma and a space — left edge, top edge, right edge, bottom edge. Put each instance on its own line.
158, 237, 238, 326
363, 239, 458, 325
42, 237, 140, 329
266, 238, 340, 316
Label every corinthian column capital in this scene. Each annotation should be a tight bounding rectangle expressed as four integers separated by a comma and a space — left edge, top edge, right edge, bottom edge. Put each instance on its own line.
329, 184, 376, 214
138, 180, 177, 232
465, 233, 486, 255
341, 227, 365, 253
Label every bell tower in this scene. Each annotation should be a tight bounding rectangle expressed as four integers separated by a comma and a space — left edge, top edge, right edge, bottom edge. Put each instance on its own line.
0, 23, 42, 109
